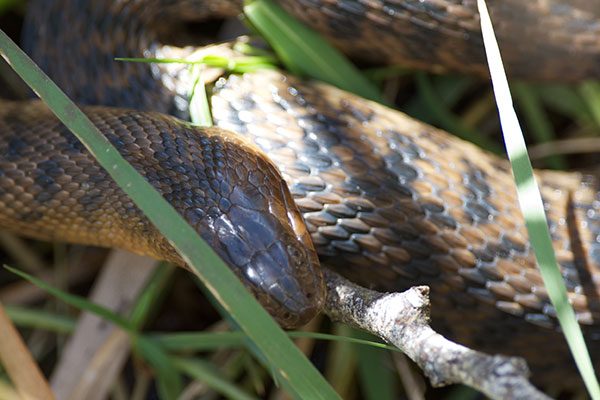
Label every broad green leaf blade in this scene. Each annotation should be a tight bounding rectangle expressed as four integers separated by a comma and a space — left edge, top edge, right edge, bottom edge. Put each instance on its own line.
477, 2, 600, 398
0, 30, 340, 400
244, 0, 386, 105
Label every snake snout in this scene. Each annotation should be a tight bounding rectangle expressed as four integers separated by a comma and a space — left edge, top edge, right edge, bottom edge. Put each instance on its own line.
247, 233, 324, 328
196, 148, 325, 328
213, 206, 325, 328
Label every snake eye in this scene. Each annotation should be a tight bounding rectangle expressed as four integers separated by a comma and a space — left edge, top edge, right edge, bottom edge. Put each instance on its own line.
287, 243, 306, 267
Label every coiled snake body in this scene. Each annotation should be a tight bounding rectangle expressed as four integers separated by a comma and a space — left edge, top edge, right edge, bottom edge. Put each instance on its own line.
2, 0, 600, 388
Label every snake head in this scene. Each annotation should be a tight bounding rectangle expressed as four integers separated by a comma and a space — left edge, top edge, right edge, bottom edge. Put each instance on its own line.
0, 104, 324, 329
178, 128, 325, 328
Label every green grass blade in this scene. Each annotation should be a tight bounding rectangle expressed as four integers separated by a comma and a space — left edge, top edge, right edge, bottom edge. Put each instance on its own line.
244, 0, 386, 105
151, 330, 399, 353
579, 81, 600, 127
512, 82, 566, 169
353, 330, 396, 400
188, 65, 213, 127
414, 73, 502, 154
0, 30, 339, 400
135, 337, 183, 400
115, 56, 277, 74
404, 75, 472, 122
171, 356, 260, 400
151, 331, 246, 351
4, 265, 131, 330
536, 84, 593, 124
287, 332, 398, 351
0, 0, 22, 14
4, 305, 76, 334
128, 263, 175, 331
477, 2, 600, 398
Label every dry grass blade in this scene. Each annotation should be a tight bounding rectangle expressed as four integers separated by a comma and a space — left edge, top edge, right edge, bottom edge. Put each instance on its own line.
0, 302, 56, 400
50, 251, 157, 400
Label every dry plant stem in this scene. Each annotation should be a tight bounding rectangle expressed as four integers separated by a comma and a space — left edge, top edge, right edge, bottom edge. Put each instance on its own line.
393, 352, 426, 400
0, 302, 56, 400
528, 137, 600, 160
321, 268, 553, 400
0, 379, 21, 400
50, 250, 157, 400
0, 248, 105, 306
0, 231, 46, 272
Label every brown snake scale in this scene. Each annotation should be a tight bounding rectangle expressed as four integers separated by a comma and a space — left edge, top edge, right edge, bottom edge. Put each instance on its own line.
1, 0, 600, 389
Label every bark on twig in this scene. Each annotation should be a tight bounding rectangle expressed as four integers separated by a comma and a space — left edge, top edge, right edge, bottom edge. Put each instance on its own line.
322, 268, 553, 400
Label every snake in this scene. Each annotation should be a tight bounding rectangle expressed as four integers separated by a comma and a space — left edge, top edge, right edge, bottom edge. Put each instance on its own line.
1, 0, 600, 389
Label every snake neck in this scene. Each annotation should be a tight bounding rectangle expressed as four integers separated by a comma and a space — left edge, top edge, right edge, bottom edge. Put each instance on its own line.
21, 0, 242, 117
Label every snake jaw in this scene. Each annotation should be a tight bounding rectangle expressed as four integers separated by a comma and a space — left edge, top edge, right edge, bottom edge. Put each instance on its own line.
279, 179, 326, 326
208, 185, 325, 328
210, 211, 324, 328
182, 131, 326, 329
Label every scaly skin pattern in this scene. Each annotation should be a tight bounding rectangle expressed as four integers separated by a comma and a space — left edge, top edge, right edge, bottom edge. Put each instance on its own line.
22, 0, 600, 102
24, 0, 600, 85
276, 0, 600, 80
210, 70, 600, 388
0, 100, 325, 328
14, 0, 600, 389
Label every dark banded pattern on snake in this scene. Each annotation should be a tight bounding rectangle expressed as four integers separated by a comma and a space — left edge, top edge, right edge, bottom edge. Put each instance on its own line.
209, 70, 600, 388
0, 99, 326, 328
4, 0, 600, 389
276, 0, 600, 81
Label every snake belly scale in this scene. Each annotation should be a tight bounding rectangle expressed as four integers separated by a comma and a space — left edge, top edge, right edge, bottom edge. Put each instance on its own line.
1, 0, 600, 388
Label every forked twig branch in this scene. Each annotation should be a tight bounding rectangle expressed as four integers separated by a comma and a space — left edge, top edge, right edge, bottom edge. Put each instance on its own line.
322, 268, 552, 400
